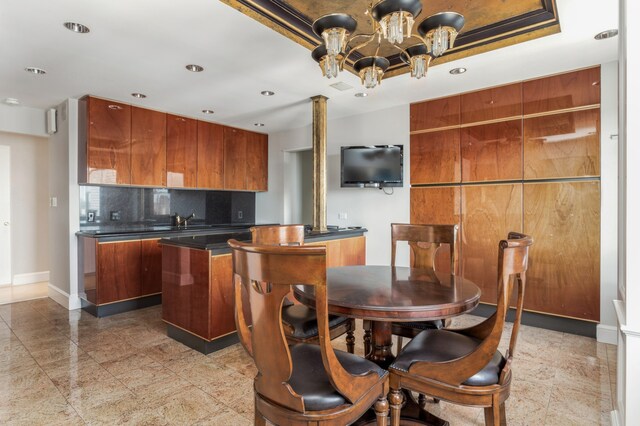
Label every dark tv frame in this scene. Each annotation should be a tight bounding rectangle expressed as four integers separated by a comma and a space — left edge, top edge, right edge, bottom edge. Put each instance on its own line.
340, 145, 404, 188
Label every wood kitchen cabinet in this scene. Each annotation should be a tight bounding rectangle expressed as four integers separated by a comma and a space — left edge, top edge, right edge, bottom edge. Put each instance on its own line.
197, 121, 225, 189
166, 114, 198, 188
81, 96, 132, 185
246, 131, 268, 191
307, 236, 366, 267
223, 126, 247, 190
410, 129, 461, 185
523, 67, 600, 115
141, 238, 163, 296
131, 107, 166, 187
410, 95, 460, 132
96, 240, 142, 304
460, 82, 522, 124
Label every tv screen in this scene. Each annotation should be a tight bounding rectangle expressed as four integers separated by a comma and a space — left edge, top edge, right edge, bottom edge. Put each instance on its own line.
341, 145, 403, 188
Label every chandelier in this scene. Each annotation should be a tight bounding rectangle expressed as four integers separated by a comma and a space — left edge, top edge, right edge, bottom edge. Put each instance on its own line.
311, 0, 465, 88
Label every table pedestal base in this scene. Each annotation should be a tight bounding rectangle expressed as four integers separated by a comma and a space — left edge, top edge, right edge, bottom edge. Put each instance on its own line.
353, 393, 448, 426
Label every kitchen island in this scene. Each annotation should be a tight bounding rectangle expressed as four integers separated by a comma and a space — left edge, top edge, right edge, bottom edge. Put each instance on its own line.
159, 228, 367, 354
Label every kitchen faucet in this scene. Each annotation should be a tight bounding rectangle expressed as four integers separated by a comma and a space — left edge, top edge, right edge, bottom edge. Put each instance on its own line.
172, 212, 195, 227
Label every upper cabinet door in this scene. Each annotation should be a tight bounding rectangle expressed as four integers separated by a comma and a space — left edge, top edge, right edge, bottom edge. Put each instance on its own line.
523, 67, 600, 115
223, 127, 247, 190
87, 97, 131, 184
246, 132, 268, 191
197, 121, 225, 189
166, 114, 198, 188
410, 96, 460, 132
461, 83, 522, 124
131, 107, 166, 187
410, 129, 461, 184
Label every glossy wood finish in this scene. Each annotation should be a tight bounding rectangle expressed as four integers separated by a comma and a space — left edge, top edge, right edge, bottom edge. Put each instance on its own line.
166, 114, 198, 188
307, 236, 366, 267
87, 97, 131, 184
461, 82, 522, 124
462, 184, 523, 304
523, 67, 601, 114
251, 224, 304, 245
523, 181, 600, 320
389, 233, 533, 426
294, 266, 481, 322
246, 131, 268, 191
162, 245, 211, 339
223, 127, 247, 190
524, 109, 600, 179
141, 239, 163, 296
96, 241, 141, 304
410, 129, 461, 184
196, 121, 225, 189
229, 240, 389, 426
410, 95, 460, 132
210, 254, 236, 339
131, 107, 166, 187
461, 119, 523, 182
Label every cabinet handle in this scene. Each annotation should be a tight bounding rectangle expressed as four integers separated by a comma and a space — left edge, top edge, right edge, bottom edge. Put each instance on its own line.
108, 105, 123, 110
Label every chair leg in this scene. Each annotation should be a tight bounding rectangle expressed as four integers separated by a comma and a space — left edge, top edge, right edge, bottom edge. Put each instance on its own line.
363, 320, 372, 357
483, 400, 505, 426
375, 396, 389, 426
396, 335, 403, 355
389, 388, 403, 426
255, 409, 267, 426
346, 329, 355, 354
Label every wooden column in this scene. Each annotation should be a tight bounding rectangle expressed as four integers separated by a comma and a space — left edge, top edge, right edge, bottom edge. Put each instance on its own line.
311, 95, 328, 232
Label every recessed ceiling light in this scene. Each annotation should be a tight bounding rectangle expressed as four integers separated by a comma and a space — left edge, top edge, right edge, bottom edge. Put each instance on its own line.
595, 29, 618, 40
449, 67, 467, 75
261, 90, 275, 96
202, 109, 214, 114
25, 67, 46, 75
4, 98, 19, 106
131, 93, 147, 99
355, 92, 368, 98
63, 22, 90, 33
254, 123, 265, 127
186, 64, 204, 72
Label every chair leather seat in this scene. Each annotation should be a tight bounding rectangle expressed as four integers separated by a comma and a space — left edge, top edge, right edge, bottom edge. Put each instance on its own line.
389, 329, 506, 386
288, 344, 387, 411
282, 304, 350, 339
393, 320, 443, 331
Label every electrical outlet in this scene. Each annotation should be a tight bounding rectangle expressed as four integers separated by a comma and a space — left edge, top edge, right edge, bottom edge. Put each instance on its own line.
87, 211, 95, 222
110, 211, 121, 221
338, 212, 347, 220
237, 210, 243, 220
50, 197, 57, 207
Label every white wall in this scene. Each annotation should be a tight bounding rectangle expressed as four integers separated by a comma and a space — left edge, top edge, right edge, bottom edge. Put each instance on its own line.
257, 103, 411, 267
0, 132, 49, 283
47, 99, 80, 309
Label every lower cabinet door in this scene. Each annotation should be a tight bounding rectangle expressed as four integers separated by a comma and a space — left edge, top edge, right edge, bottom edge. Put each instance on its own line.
210, 254, 236, 339
97, 240, 142, 304
141, 239, 163, 296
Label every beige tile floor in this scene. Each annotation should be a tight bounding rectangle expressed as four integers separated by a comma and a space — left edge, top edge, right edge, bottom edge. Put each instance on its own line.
0, 282, 48, 306
0, 299, 615, 425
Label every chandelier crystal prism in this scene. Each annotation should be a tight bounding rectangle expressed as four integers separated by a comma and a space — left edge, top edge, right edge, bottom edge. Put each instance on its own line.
311, 0, 464, 88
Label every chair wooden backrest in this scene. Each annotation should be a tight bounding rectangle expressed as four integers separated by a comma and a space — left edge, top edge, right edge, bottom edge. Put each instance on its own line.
391, 223, 458, 273
250, 225, 305, 246
408, 232, 533, 385
229, 239, 380, 412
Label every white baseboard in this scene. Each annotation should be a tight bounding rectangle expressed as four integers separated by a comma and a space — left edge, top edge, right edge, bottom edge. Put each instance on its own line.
611, 409, 622, 426
12, 271, 50, 286
48, 284, 82, 310
597, 324, 618, 345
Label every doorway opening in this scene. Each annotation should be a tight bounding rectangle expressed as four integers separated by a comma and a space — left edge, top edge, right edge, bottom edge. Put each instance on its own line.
284, 148, 313, 226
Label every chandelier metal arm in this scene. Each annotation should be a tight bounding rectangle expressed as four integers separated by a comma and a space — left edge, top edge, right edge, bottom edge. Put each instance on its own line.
343, 33, 377, 62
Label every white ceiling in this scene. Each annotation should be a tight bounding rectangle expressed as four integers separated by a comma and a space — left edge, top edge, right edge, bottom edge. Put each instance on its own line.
0, 0, 619, 133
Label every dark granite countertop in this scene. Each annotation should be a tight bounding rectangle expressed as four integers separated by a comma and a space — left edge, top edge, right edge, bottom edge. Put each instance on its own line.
159, 227, 367, 255
76, 224, 260, 242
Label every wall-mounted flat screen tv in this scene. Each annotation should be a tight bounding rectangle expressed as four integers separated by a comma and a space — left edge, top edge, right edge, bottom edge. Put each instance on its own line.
341, 145, 403, 188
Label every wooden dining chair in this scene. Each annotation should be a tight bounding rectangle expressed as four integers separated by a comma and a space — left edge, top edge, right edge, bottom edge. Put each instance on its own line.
229, 239, 389, 426
387, 232, 533, 426
250, 225, 356, 353
363, 223, 458, 357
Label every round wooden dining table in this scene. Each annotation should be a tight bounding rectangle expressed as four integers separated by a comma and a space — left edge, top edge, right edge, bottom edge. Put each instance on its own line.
294, 265, 482, 426
294, 265, 481, 367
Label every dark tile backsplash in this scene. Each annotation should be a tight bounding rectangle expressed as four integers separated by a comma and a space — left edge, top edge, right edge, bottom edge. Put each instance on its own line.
79, 186, 255, 228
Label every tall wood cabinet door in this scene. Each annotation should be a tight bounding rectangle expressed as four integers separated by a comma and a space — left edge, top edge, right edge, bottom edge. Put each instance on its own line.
523, 66, 600, 114
96, 240, 141, 304
210, 254, 236, 339
524, 109, 600, 179
197, 121, 225, 189
223, 127, 247, 190
131, 107, 166, 187
166, 114, 198, 188
141, 239, 162, 296
246, 132, 268, 191
460, 82, 522, 124
410, 96, 460, 132
87, 97, 131, 184
410, 186, 461, 274
411, 129, 461, 184
461, 184, 522, 304
460, 119, 523, 182
337, 236, 366, 266
523, 181, 600, 321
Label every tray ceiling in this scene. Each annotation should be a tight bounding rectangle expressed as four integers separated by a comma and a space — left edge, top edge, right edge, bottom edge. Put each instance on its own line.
221, 0, 560, 77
